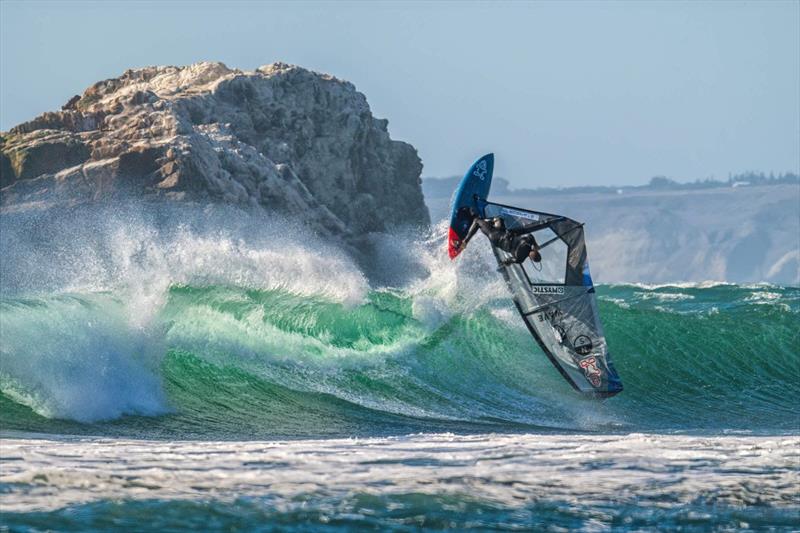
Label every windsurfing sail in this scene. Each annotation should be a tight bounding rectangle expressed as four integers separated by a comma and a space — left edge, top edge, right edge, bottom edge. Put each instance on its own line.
478, 200, 624, 397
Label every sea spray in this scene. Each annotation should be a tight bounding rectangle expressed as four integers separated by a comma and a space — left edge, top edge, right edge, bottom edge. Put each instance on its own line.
0, 293, 167, 421
0, 202, 369, 303
0, 202, 368, 423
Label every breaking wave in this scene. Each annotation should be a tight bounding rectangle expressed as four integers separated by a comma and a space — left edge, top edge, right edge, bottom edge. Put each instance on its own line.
1, 205, 798, 438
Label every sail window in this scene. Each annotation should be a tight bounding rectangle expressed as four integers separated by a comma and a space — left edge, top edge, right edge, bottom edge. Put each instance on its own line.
522, 227, 568, 285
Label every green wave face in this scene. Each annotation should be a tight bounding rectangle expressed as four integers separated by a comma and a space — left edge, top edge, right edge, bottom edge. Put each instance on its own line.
1, 283, 798, 438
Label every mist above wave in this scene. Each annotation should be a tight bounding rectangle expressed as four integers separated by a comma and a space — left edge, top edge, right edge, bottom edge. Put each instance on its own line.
0, 202, 369, 304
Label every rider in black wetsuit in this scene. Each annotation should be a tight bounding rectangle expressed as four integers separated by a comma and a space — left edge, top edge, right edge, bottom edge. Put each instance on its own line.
458, 210, 542, 265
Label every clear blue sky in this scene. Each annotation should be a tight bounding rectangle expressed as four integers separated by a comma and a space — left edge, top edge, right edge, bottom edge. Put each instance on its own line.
2, 0, 798, 187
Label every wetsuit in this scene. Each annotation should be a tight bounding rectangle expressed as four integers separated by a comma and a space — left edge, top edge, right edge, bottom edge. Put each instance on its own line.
461, 216, 541, 264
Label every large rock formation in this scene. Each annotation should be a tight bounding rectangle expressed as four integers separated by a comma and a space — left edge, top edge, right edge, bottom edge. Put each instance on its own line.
0, 62, 429, 238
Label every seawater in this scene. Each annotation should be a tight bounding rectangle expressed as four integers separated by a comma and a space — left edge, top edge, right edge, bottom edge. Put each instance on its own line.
2, 434, 797, 531
1, 206, 798, 531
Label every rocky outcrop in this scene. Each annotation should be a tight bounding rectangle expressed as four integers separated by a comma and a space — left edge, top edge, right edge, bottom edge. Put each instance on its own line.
0, 61, 429, 238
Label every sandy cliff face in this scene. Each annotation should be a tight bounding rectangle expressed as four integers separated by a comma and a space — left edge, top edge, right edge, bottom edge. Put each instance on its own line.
0, 61, 429, 238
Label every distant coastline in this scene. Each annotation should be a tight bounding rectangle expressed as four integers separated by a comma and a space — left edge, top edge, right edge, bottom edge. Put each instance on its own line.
423, 171, 800, 200
423, 179, 799, 285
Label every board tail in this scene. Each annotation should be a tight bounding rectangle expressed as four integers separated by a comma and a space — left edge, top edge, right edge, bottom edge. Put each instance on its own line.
447, 227, 462, 259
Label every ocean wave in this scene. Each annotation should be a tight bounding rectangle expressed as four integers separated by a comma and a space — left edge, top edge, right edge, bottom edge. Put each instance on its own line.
1, 207, 798, 437
1, 282, 797, 436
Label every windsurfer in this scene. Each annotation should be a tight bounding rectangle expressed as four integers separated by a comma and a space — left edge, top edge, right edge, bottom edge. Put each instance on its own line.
457, 208, 542, 265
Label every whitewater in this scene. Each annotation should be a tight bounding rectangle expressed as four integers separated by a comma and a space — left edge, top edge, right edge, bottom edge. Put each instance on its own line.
1, 204, 798, 530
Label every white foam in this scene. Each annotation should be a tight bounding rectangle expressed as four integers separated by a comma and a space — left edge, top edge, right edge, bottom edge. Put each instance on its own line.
411, 295, 449, 331
598, 296, 631, 309
620, 281, 734, 290
0, 294, 168, 422
635, 291, 695, 302
2, 433, 797, 513
399, 219, 512, 319
745, 291, 782, 302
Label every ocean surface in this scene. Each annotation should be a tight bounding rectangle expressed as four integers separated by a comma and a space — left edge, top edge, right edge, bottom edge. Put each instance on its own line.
1, 208, 798, 531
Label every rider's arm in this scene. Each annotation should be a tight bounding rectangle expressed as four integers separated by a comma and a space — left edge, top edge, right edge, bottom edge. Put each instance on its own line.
459, 217, 481, 250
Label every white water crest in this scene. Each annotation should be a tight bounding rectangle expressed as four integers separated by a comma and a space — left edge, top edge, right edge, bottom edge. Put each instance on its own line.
0, 203, 369, 421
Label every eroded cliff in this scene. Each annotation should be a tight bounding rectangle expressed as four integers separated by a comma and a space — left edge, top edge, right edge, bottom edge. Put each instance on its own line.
0, 61, 429, 238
